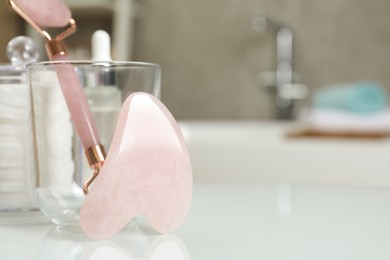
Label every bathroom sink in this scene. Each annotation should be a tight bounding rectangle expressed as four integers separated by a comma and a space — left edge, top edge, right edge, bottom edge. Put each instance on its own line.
179, 121, 390, 187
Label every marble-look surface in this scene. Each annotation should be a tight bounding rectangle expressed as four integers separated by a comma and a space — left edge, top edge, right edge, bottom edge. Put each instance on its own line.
1, 184, 390, 259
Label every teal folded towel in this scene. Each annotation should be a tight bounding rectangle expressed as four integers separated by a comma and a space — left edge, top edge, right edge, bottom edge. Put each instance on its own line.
312, 81, 388, 114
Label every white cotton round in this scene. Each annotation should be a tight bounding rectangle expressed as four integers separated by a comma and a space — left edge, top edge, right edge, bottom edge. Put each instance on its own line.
0, 180, 26, 192
0, 142, 25, 158
0, 158, 24, 168
0, 122, 27, 135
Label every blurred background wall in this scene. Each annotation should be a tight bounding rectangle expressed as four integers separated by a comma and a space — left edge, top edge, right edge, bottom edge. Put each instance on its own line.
0, 2, 23, 61
1, 0, 390, 120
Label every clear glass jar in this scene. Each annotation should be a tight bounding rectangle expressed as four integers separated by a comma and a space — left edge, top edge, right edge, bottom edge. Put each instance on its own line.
0, 36, 39, 214
27, 61, 161, 226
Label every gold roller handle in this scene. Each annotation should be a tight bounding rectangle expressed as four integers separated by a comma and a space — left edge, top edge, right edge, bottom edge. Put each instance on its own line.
83, 144, 106, 195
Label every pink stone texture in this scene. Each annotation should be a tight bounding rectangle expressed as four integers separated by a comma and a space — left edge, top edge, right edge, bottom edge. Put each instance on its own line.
52, 56, 101, 149
12, 0, 72, 27
80, 93, 193, 239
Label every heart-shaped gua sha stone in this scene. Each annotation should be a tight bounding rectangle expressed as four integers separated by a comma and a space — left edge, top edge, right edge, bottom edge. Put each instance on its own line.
80, 92, 193, 239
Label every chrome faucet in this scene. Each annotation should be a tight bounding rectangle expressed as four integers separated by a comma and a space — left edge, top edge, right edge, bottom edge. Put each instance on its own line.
252, 10, 308, 119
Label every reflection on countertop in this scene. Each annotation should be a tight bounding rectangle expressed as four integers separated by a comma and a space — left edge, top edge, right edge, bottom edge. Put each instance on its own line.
2, 184, 390, 259
0, 216, 190, 260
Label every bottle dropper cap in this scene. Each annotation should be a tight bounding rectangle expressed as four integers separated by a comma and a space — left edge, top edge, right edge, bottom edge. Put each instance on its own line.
91, 30, 112, 61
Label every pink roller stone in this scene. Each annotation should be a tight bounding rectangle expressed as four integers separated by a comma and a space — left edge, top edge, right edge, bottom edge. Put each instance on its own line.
52, 54, 101, 149
80, 92, 193, 239
11, 0, 72, 27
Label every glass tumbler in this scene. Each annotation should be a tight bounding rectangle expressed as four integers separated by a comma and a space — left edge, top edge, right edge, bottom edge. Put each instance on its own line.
27, 61, 160, 226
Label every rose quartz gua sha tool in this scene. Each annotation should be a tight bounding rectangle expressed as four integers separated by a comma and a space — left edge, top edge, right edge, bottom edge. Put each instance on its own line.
80, 92, 193, 239
8, 0, 106, 192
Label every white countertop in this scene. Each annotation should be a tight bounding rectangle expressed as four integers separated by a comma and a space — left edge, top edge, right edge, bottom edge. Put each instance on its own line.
1, 184, 390, 259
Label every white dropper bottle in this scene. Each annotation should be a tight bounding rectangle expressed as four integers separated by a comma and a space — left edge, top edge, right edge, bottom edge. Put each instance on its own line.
84, 30, 122, 152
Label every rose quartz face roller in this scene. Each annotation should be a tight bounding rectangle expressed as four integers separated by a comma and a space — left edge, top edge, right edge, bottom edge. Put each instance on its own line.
8, 0, 106, 193
9, 0, 71, 27
9, 0, 193, 239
